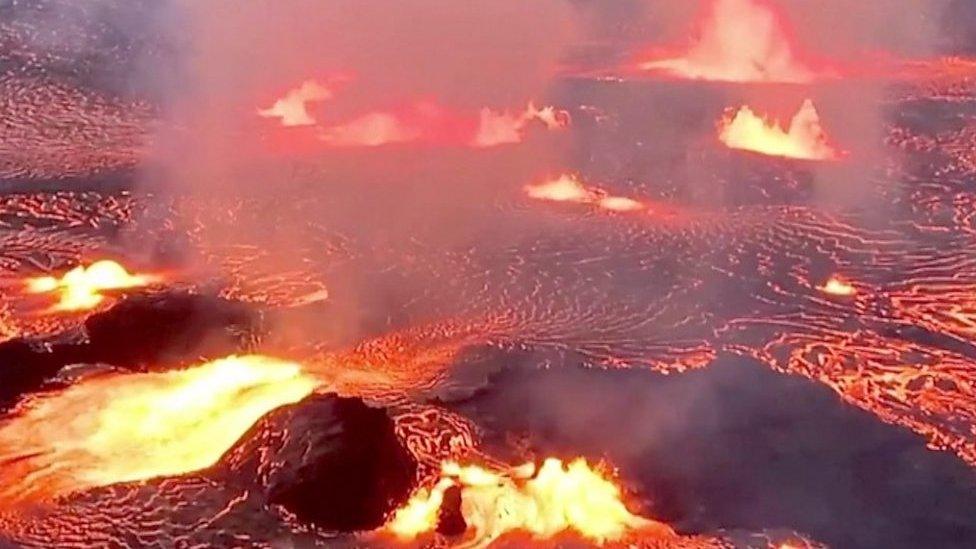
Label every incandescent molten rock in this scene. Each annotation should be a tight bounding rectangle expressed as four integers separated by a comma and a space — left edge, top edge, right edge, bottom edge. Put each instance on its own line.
214, 393, 417, 532
0, 394, 418, 546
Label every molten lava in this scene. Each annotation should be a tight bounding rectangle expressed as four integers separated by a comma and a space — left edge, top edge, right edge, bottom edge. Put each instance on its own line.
818, 276, 856, 297
472, 103, 570, 148
525, 174, 647, 214
525, 174, 595, 204
718, 100, 842, 161
257, 80, 333, 127
638, 0, 828, 83
387, 457, 672, 546
259, 79, 568, 148
25, 260, 159, 312
598, 196, 645, 213
0, 355, 319, 505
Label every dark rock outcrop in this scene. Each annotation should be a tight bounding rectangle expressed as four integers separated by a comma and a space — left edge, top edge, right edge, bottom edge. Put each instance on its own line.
215, 393, 417, 532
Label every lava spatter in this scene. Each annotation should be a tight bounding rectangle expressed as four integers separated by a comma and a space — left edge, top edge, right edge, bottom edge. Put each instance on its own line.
25, 259, 160, 312
718, 100, 843, 161
637, 0, 832, 83
387, 457, 673, 547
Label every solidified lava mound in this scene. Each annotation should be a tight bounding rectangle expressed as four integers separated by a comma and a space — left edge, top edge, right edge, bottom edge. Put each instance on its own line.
215, 394, 417, 532
0, 292, 257, 411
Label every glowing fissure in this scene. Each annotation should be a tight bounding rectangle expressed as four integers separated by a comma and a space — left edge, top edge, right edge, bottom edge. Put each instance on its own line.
718, 100, 842, 161
639, 0, 829, 83
387, 458, 671, 547
25, 260, 159, 312
0, 355, 319, 505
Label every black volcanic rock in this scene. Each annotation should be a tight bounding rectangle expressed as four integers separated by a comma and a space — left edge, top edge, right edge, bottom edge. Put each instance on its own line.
81, 291, 255, 370
215, 393, 417, 532
436, 485, 467, 537
0, 292, 257, 411
0, 339, 69, 412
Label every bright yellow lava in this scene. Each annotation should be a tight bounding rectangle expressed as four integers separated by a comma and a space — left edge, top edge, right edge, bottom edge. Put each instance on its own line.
818, 276, 857, 296
0, 355, 319, 505
26, 260, 158, 312
718, 99, 841, 161
387, 457, 671, 547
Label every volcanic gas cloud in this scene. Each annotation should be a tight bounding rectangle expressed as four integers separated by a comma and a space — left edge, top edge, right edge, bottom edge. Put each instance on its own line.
639, 0, 831, 83
718, 99, 843, 161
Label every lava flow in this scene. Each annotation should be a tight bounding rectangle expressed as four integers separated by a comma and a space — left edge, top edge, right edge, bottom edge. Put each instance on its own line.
24, 260, 160, 312
0, 355, 319, 505
637, 0, 830, 83
387, 457, 672, 547
718, 100, 842, 160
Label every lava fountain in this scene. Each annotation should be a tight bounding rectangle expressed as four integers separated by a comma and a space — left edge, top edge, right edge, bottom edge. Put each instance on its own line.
257, 79, 334, 127
0, 355, 319, 506
387, 457, 672, 547
638, 0, 830, 83
718, 100, 843, 161
259, 79, 568, 149
525, 174, 646, 213
25, 260, 160, 312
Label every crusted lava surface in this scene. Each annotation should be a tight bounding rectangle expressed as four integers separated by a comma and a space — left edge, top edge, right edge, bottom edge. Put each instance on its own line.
3, 1, 976, 548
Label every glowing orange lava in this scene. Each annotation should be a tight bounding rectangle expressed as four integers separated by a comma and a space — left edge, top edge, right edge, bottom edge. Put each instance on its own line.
25, 260, 159, 312
0, 355, 319, 505
257, 80, 333, 126
718, 100, 842, 161
638, 0, 829, 83
818, 276, 856, 297
387, 457, 672, 547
